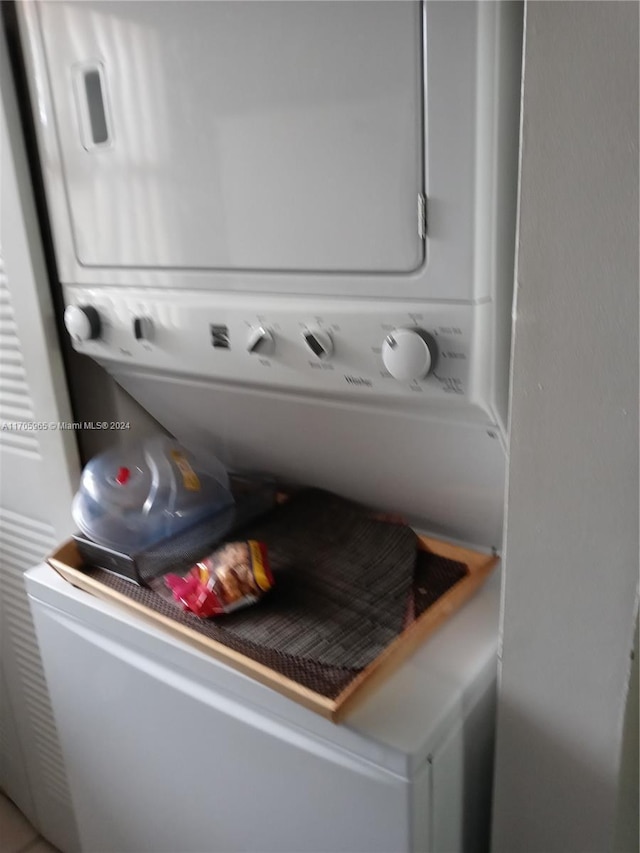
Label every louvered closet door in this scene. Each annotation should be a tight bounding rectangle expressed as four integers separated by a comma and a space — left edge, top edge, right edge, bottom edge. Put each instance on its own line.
1, 30, 81, 853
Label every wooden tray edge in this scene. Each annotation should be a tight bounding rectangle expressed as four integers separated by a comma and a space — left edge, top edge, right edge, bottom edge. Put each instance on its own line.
47, 545, 337, 720
47, 534, 498, 724
331, 537, 498, 722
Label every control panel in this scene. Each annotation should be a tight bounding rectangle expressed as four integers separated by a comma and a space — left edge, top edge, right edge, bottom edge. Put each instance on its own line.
63, 289, 494, 420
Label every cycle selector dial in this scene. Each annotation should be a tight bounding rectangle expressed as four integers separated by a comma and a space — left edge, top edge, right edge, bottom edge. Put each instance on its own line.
381, 328, 437, 382
303, 327, 333, 360
64, 305, 102, 343
246, 326, 275, 356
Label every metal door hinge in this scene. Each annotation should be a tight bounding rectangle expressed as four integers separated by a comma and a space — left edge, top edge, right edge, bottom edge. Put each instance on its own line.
418, 193, 427, 239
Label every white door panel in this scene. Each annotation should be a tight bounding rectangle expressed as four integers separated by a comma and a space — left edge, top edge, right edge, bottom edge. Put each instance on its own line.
1, 26, 80, 852
0, 659, 35, 823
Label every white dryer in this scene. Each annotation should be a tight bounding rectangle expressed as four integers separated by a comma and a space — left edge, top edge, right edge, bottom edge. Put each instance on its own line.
17, 0, 522, 546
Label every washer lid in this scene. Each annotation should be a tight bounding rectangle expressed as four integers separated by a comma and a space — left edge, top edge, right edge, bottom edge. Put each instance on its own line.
39, 0, 424, 274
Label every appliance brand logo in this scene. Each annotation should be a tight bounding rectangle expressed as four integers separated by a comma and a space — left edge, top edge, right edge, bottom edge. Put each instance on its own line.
344, 375, 372, 387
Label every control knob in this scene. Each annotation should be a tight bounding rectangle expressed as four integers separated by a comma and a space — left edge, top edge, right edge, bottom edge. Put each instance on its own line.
64, 305, 102, 342
303, 327, 333, 360
381, 328, 437, 382
133, 316, 154, 342
246, 326, 275, 356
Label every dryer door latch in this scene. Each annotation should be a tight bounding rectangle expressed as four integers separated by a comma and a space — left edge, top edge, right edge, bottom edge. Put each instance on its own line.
418, 193, 427, 240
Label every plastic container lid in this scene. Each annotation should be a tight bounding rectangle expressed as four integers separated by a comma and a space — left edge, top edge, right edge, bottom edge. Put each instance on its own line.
72, 436, 234, 554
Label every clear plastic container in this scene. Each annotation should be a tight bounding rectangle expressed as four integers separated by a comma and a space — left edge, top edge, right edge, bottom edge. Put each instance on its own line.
72, 437, 234, 553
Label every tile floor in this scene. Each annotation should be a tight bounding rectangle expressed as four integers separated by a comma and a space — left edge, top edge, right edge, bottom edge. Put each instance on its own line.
0, 792, 59, 853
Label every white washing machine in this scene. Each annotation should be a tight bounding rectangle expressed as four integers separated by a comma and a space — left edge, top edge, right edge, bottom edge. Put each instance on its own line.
11, 2, 523, 850
26, 560, 500, 853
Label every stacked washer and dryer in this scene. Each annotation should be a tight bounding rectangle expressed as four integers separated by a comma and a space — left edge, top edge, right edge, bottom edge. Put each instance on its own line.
12, 2, 522, 851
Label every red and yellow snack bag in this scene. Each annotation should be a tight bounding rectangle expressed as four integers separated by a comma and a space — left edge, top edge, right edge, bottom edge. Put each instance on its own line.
164, 541, 273, 618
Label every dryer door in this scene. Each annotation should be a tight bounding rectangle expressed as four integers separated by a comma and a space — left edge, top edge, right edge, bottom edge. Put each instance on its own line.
32, 0, 424, 275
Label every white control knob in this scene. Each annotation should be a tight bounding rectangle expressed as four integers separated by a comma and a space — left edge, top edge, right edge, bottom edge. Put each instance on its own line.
133, 316, 154, 342
246, 326, 275, 356
64, 305, 102, 342
381, 328, 437, 382
303, 327, 333, 360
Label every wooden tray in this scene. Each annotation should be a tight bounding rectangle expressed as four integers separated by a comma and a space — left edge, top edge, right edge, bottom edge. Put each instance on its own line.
48, 535, 497, 722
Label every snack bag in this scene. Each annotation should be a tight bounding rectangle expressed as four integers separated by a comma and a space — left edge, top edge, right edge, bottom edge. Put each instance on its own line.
164, 541, 273, 618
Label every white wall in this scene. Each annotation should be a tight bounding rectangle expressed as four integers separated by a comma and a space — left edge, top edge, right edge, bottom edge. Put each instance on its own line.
492, 3, 639, 852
